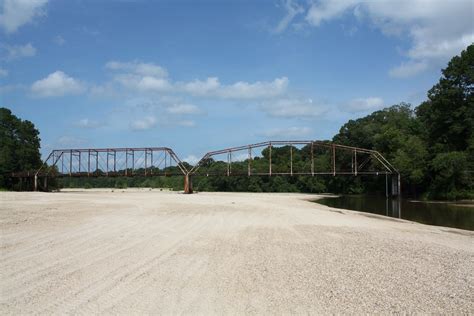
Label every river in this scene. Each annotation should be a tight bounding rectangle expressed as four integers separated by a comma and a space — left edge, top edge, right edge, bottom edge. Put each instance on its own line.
315, 195, 474, 231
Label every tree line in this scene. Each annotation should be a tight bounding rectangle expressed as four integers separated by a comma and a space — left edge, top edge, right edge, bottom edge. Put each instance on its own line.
1, 45, 473, 199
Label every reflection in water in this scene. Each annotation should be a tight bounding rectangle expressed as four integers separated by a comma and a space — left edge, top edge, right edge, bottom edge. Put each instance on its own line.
316, 195, 474, 231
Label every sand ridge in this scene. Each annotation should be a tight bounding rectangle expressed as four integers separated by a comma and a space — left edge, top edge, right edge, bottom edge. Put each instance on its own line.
1, 189, 473, 314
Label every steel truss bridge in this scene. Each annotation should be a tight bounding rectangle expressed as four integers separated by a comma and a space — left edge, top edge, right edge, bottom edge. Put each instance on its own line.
10, 140, 400, 195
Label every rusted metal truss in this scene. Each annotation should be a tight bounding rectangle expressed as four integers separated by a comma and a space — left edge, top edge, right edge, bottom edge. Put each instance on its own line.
8, 140, 400, 195
189, 140, 398, 177
35, 147, 188, 178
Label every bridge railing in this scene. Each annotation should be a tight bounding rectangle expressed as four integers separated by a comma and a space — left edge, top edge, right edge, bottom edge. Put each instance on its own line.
188, 140, 398, 177
33, 147, 188, 191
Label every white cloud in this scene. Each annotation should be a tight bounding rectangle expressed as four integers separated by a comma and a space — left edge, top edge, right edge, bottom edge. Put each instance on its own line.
218, 77, 288, 99
75, 118, 101, 129
166, 103, 200, 115
0, 67, 8, 77
53, 35, 65, 46
106, 60, 288, 100
130, 116, 157, 130
116, 75, 172, 92
183, 155, 200, 165
262, 126, 312, 138
2, 43, 36, 60
106, 60, 168, 78
346, 97, 384, 113
306, 0, 357, 26
274, 0, 305, 34
0, 0, 48, 33
389, 60, 428, 78
31, 71, 85, 97
305, 0, 474, 77
180, 77, 220, 96
261, 98, 327, 118
179, 76, 289, 99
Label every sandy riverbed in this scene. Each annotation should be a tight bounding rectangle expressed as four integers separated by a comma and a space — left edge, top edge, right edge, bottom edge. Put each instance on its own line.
1, 189, 473, 314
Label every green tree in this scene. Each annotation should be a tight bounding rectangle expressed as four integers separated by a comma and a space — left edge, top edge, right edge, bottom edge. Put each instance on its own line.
416, 44, 474, 153
0, 108, 42, 188
430, 152, 472, 200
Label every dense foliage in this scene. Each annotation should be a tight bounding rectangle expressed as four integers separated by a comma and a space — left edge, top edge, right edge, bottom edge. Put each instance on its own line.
0, 108, 42, 189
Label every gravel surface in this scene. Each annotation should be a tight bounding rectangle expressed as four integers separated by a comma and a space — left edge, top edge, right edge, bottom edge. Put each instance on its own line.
1, 189, 473, 314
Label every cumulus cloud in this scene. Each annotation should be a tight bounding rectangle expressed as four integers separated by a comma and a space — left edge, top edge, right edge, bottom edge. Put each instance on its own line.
130, 116, 157, 130
262, 126, 312, 138
305, 0, 474, 77
106, 60, 168, 78
179, 76, 288, 99
0, 67, 8, 77
0, 0, 48, 33
180, 77, 220, 96
2, 43, 36, 61
31, 71, 85, 97
389, 60, 428, 78
114, 74, 172, 92
106, 60, 288, 100
261, 98, 327, 118
346, 97, 384, 113
217, 77, 288, 99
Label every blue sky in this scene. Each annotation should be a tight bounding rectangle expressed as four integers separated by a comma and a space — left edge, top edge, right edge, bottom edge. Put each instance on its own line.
1, 0, 473, 163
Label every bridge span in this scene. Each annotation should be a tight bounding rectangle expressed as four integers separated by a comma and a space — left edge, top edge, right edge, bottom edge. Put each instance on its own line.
10, 140, 400, 195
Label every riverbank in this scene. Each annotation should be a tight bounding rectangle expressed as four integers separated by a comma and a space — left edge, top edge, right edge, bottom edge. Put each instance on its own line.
1, 190, 473, 314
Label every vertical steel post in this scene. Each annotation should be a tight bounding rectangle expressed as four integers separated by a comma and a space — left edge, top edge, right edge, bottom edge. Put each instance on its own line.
269, 142, 272, 176
227, 151, 230, 176
113, 151, 116, 173
354, 150, 357, 176
61, 154, 64, 174
151, 150, 154, 175
145, 149, 148, 176
70, 150, 72, 176
106, 150, 109, 176
351, 151, 354, 174
95, 151, 98, 174
125, 149, 128, 176
398, 173, 401, 197
248, 147, 251, 176
132, 150, 134, 176
88, 149, 91, 177
79, 152, 81, 173
34, 175, 38, 191
290, 143, 293, 176
385, 173, 388, 198
311, 142, 314, 176
332, 144, 336, 176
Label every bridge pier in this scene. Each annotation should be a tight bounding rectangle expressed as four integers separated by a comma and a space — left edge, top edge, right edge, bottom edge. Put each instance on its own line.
184, 174, 193, 194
